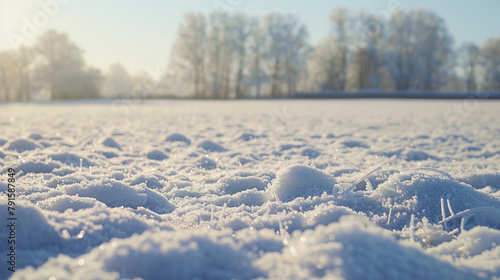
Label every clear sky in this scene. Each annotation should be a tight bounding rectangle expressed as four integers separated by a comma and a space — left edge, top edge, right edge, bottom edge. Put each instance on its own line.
1, 0, 499, 75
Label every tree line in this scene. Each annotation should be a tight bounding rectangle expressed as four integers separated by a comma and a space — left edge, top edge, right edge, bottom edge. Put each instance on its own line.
1, 8, 500, 101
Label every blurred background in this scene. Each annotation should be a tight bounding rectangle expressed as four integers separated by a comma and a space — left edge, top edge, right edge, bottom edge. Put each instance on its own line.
0, 0, 499, 101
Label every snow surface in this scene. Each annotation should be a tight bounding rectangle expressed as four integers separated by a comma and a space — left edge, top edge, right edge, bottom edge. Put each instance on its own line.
1, 99, 500, 279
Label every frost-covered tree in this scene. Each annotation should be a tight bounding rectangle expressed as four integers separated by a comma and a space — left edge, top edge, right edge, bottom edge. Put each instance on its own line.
0, 47, 33, 101
170, 13, 207, 98
351, 12, 386, 90
386, 10, 453, 91
458, 42, 480, 91
231, 14, 252, 98
263, 13, 310, 97
34, 30, 86, 99
329, 8, 354, 91
248, 19, 267, 98
54, 67, 102, 99
413, 10, 454, 91
308, 36, 344, 90
480, 38, 500, 91
103, 63, 133, 98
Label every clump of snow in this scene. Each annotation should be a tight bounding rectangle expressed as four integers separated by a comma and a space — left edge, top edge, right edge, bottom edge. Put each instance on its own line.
402, 150, 438, 161
196, 156, 217, 170
146, 149, 169, 160
256, 216, 481, 280
6, 139, 41, 152
301, 148, 321, 159
127, 174, 166, 189
165, 133, 191, 145
197, 140, 228, 152
0, 201, 63, 250
97, 150, 119, 158
340, 140, 369, 148
28, 133, 43, 140
271, 164, 336, 202
64, 179, 148, 208
215, 176, 268, 195
37, 195, 98, 212
4, 161, 61, 176
101, 137, 122, 151
48, 153, 94, 167
13, 229, 264, 280
371, 171, 500, 229
236, 133, 263, 141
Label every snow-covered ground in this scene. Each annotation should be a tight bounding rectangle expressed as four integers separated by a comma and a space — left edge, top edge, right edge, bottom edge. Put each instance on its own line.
1, 99, 500, 280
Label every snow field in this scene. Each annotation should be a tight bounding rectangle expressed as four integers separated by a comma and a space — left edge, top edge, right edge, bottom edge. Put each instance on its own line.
0, 100, 499, 279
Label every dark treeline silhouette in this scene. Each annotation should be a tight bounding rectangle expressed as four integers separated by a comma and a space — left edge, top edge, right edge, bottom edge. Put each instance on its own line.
1, 8, 500, 101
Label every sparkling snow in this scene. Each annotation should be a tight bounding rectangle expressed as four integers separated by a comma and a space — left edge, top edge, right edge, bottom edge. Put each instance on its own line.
1, 99, 500, 280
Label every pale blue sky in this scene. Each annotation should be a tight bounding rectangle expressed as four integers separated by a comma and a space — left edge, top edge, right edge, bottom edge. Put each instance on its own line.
1, 0, 499, 74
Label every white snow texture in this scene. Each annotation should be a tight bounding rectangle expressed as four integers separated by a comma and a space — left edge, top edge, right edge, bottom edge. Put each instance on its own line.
1, 100, 500, 280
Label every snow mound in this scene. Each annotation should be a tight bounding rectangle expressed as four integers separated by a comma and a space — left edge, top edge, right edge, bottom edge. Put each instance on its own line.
97, 150, 119, 158
37, 195, 99, 212
226, 188, 267, 207
257, 216, 481, 280
196, 156, 217, 170
372, 171, 500, 229
301, 148, 321, 159
13, 230, 264, 280
402, 150, 438, 161
165, 133, 191, 145
64, 179, 148, 208
146, 149, 169, 160
0, 150, 5, 159
340, 140, 369, 148
236, 133, 263, 141
138, 187, 176, 214
280, 143, 305, 151
215, 176, 268, 195
127, 174, 166, 189
46, 174, 87, 188
6, 139, 41, 152
428, 226, 500, 278
101, 137, 122, 151
460, 173, 500, 189
0, 201, 63, 250
6, 161, 61, 176
271, 164, 336, 202
48, 153, 94, 167
197, 140, 228, 152
28, 133, 43, 140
